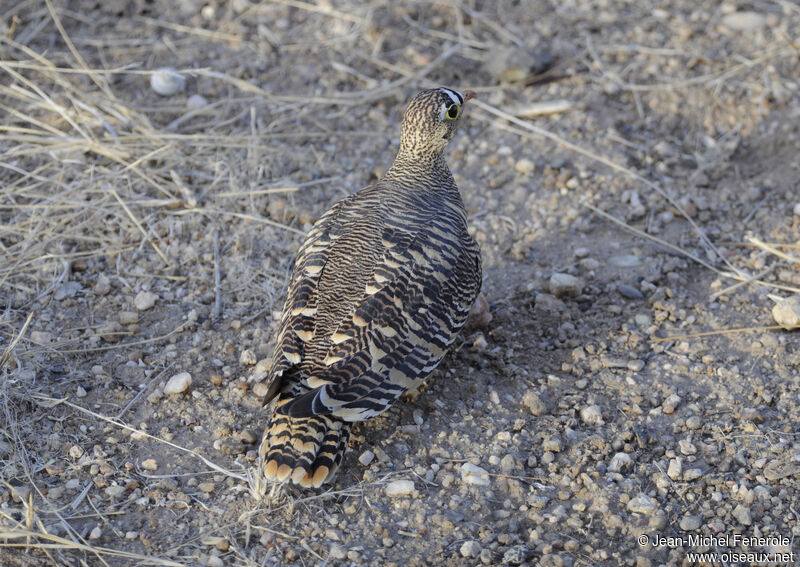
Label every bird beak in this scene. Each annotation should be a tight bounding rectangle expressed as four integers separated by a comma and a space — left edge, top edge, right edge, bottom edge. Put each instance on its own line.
463, 91, 477, 102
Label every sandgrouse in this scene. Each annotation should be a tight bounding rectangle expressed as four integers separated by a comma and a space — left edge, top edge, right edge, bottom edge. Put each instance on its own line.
258, 87, 482, 488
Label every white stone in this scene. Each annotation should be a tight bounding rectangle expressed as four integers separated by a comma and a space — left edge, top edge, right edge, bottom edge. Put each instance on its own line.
679, 439, 697, 455
187, 94, 208, 109
721, 11, 766, 31
134, 291, 158, 311
164, 372, 192, 395
239, 349, 257, 365
358, 450, 375, 466
609, 254, 641, 267
105, 485, 125, 498
150, 68, 186, 96
627, 494, 658, 515
608, 452, 632, 473
384, 479, 415, 497
514, 158, 534, 174
329, 544, 347, 560
89, 526, 102, 539
30, 331, 53, 344
460, 463, 491, 486
460, 540, 482, 558
667, 457, 682, 480
580, 404, 604, 425
772, 296, 800, 330
119, 311, 139, 325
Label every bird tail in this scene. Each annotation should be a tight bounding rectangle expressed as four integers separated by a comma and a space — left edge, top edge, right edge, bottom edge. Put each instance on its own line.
259, 413, 351, 488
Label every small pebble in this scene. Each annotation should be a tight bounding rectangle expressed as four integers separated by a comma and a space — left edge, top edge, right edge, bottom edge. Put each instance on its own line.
662, 394, 682, 414
105, 485, 125, 498
54, 281, 82, 300
618, 284, 644, 300
239, 349, 257, 365
499, 454, 516, 473
732, 504, 752, 525
150, 68, 186, 96
608, 452, 632, 473
238, 430, 257, 444
678, 439, 697, 455
329, 544, 347, 560
667, 458, 682, 480
358, 450, 375, 466
97, 321, 123, 343
680, 515, 702, 531
721, 11, 766, 31
76, 385, 88, 398
94, 274, 112, 295
549, 273, 582, 297
134, 291, 158, 311
627, 494, 658, 515
460, 540, 482, 558
683, 468, 703, 481
794, 203, 800, 216
627, 359, 645, 372
460, 463, 491, 486
30, 331, 53, 344
141, 459, 158, 471
164, 372, 192, 395
89, 526, 102, 539
207, 556, 224, 567
609, 254, 641, 268
385, 479, 415, 497
542, 436, 562, 453
685, 416, 702, 430
772, 296, 800, 330
502, 545, 529, 565
580, 404, 604, 425
514, 158, 535, 174
472, 333, 488, 351
522, 390, 547, 416
119, 311, 139, 325
187, 94, 208, 109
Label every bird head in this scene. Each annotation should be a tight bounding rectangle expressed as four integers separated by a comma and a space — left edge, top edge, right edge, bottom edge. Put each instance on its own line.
398, 87, 476, 158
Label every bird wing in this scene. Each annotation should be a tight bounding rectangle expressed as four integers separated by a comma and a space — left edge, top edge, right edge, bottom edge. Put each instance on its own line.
272, 192, 481, 422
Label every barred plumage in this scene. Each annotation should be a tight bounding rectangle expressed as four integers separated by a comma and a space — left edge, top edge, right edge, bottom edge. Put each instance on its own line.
258, 88, 482, 487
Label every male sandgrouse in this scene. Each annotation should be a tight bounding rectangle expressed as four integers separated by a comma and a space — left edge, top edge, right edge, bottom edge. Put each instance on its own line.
258, 87, 482, 488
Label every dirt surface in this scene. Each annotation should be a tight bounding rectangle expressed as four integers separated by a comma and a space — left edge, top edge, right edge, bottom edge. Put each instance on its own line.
2, 1, 800, 566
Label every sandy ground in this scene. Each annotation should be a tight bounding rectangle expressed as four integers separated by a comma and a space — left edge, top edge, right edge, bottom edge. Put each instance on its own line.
1, 1, 800, 565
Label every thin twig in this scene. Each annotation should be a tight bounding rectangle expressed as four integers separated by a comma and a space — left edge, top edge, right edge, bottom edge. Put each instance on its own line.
650, 325, 786, 343
0, 311, 34, 371
214, 231, 222, 319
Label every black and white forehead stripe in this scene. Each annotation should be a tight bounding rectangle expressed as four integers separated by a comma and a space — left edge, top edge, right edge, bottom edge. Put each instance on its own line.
440, 88, 464, 106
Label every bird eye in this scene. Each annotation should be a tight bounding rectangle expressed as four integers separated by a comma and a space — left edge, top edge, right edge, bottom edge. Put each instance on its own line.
445, 103, 460, 120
